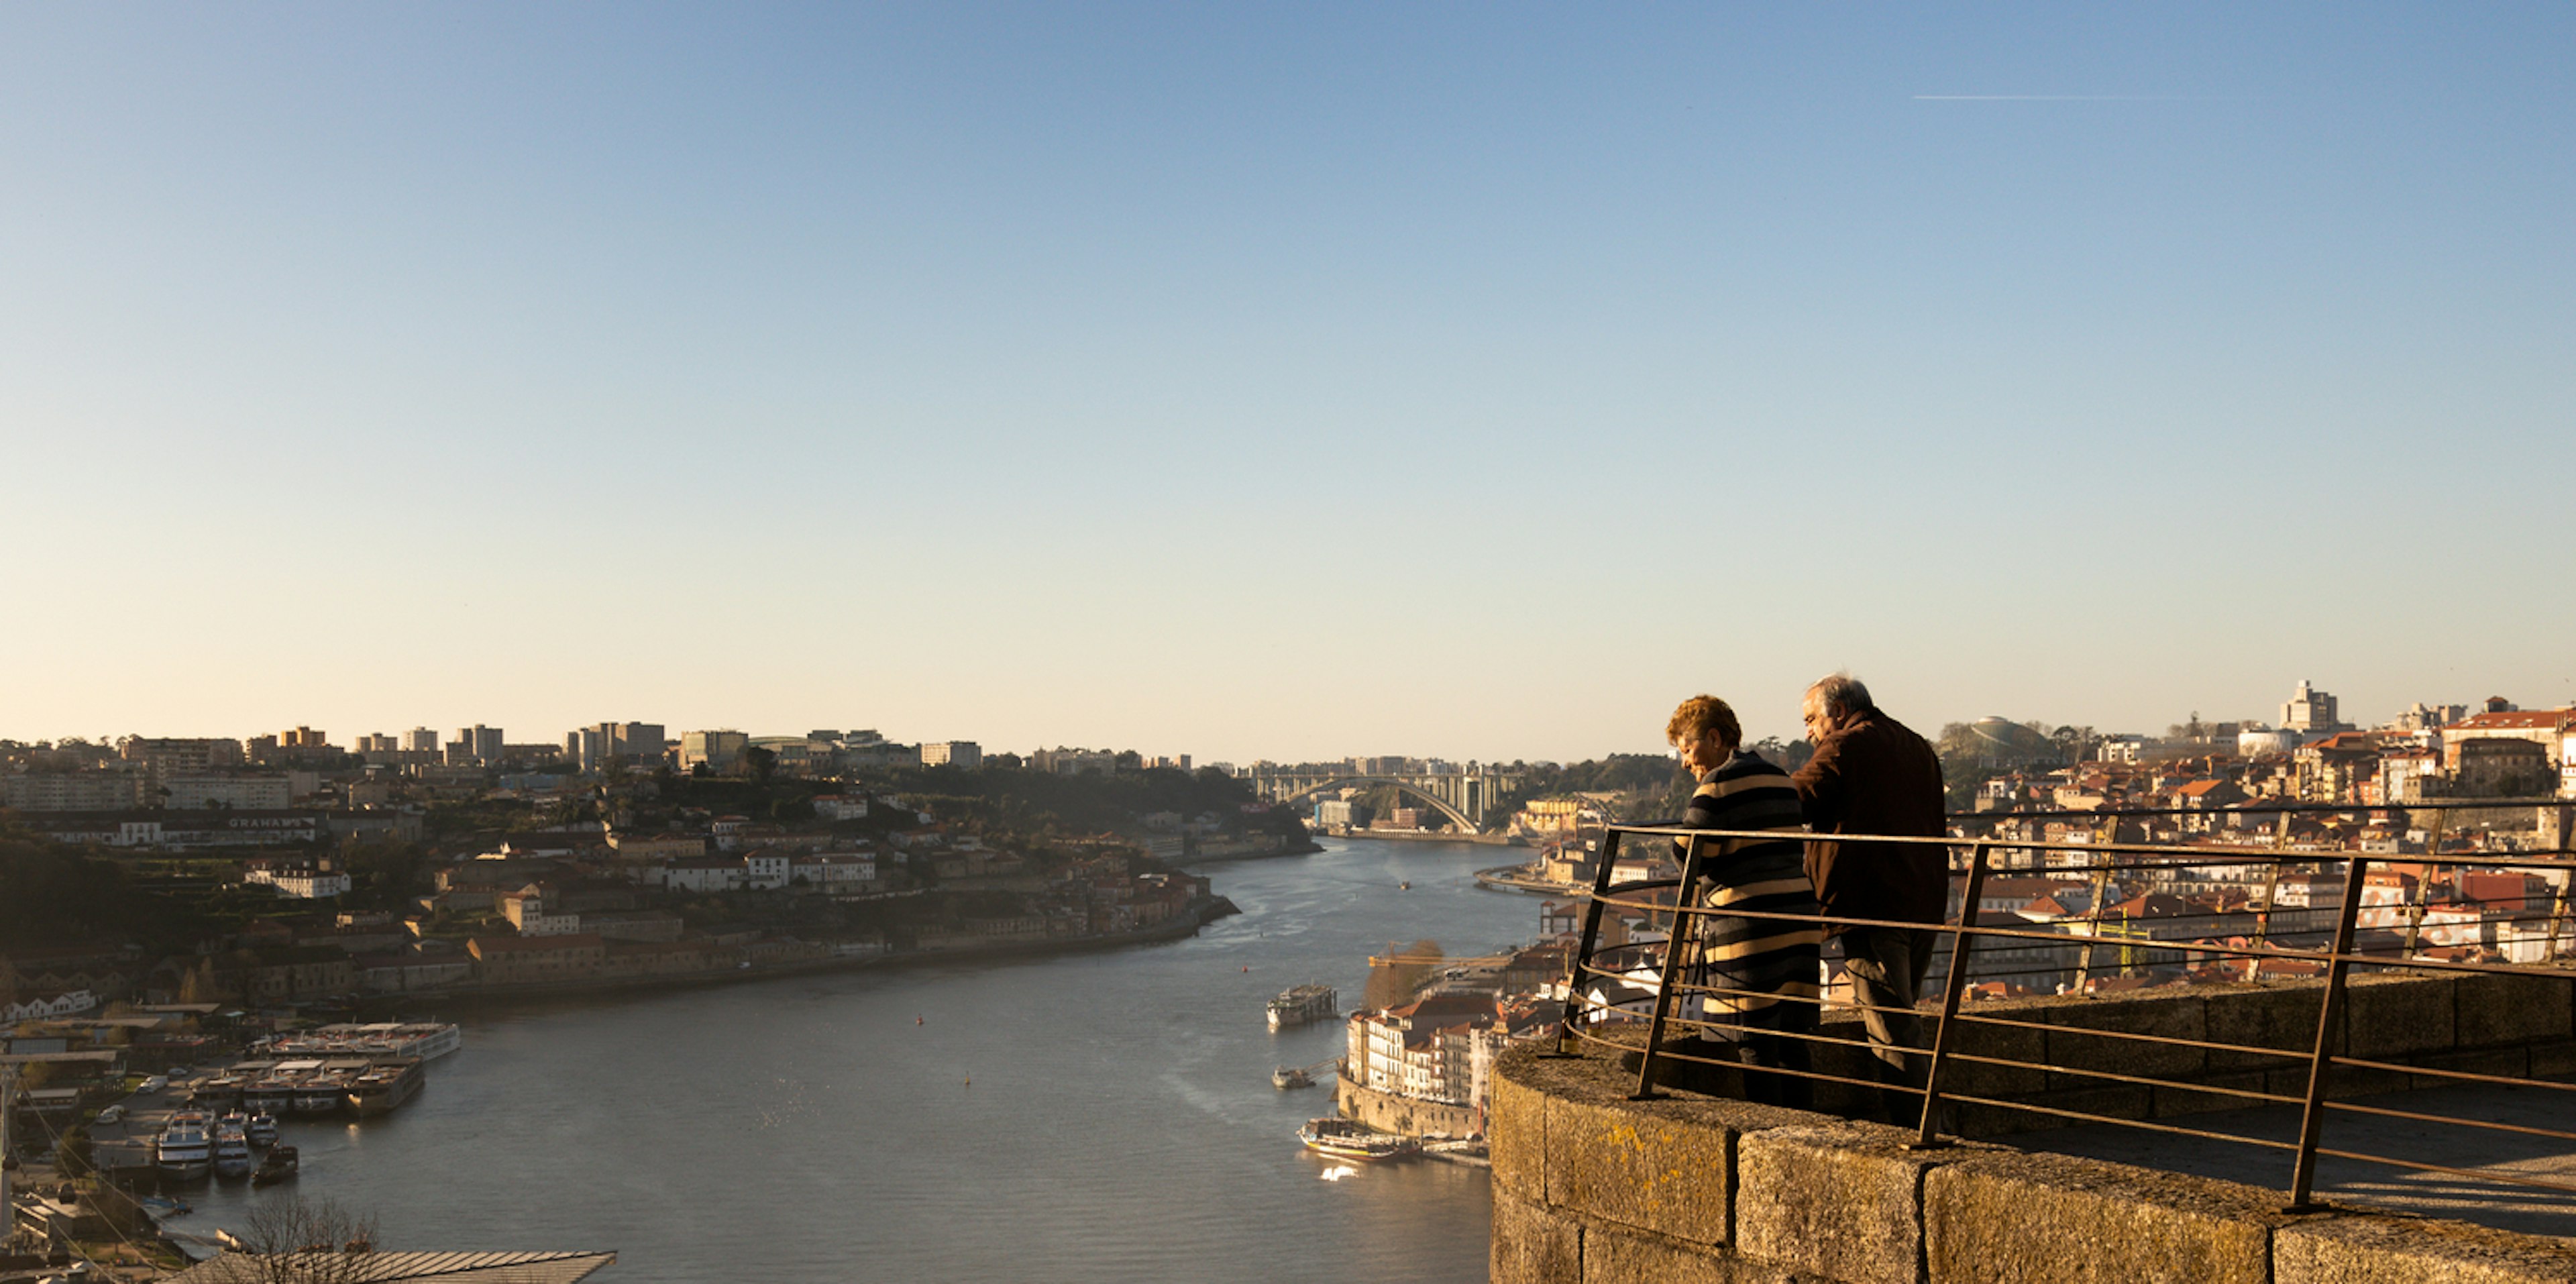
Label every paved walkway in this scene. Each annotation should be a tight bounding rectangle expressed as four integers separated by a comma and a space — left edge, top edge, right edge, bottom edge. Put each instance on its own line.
2015, 1079, 2576, 1240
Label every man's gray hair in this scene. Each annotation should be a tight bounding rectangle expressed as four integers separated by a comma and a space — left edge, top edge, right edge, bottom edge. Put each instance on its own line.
1809, 673, 1873, 718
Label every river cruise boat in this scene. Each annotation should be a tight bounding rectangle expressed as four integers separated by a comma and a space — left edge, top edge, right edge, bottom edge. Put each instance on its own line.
292, 1074, 350, 1116
1297, 1118, 1417, 1163
242, 1077, 294, 1115
212, 1126, 253, 1179
1267, 983, 1337, 1030
245, 1113, 280, 1146
158, 1113, 213, 1181
263, 1022, 462, 1061
1273, 1066, 1315, 1089
252, 1145, 299, 1186
345, 1059, 425, 1117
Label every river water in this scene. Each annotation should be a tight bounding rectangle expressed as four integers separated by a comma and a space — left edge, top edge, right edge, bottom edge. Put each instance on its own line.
173, 837, 1536, 1282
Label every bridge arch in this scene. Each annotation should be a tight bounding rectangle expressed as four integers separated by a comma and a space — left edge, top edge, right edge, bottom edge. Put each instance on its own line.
1271, 775, 1482, 833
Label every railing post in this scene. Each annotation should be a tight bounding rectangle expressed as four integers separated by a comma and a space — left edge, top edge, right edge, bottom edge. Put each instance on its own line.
2288, 854, 2374, 1211
2072, 859, 2115, 994
1631, 833, 1709, 1100
1914, 839, 1990, 1148
1547, 829, 1627, 1057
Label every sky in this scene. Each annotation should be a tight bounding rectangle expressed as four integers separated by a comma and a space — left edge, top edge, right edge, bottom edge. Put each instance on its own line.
2, 4, 2570, 762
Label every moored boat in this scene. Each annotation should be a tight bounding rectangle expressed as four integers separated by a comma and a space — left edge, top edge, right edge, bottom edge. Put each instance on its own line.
1273, 1066, 1314, 1089
158, 1113, 213, 1181
212, 1127, 253, 1179
344, 1059, 425, 1118
245, 1113, 280, 1146
1297, 1117, 1416, 1162
241, 1078, 294, 1115
1267, 983, 1337, 1030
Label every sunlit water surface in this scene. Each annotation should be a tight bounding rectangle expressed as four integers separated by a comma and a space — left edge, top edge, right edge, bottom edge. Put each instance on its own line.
176, 838, 1535, 1282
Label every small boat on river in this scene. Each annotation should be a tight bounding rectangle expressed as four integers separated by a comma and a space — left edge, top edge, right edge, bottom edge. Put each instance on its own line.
252, 1145, 300, 1185
1297, 1117, 1416, 1163
1267, 983, 1336, 1030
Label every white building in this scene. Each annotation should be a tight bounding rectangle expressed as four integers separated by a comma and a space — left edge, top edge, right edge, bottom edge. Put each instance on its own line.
790, 851, 877, 891
921, 741, 983, 770
663, 855, 747, 892
811, 795, 869, 821
245, 861, 352, 899
743, 850, 791, 890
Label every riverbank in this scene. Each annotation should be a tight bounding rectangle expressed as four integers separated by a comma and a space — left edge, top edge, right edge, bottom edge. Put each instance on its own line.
1471, 863, 1576, 895
364, 895, 1241, 1013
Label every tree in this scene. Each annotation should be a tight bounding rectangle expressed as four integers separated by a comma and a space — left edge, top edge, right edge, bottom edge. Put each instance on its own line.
744, 746, 777, 785
229, 1196, 382, 1283
1362, 939, 1442, 1010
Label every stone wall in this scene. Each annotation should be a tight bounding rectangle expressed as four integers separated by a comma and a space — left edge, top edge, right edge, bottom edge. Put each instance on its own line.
1336, 1073, 1481, 1138
1494, 1043, 2576, 1283
1499, 969, 2576, 1283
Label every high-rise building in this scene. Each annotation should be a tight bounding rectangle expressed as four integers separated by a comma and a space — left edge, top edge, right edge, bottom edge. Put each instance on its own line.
470, 725, 506, 763
2282, 680, 2347, 733
921, 741, 982, 771
680, 730, 749, 773
402, 727, 440, 754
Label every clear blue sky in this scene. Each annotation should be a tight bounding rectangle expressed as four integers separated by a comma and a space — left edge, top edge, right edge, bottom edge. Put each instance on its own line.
3, 4, 2569, 761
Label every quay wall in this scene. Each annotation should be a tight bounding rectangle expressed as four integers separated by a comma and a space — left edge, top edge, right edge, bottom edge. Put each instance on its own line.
1495, 969, 2576, 1283
1337, 1073, 1481, 1140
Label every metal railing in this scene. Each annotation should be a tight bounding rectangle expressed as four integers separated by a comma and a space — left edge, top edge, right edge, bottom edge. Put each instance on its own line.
1545, 799, 2576, 1212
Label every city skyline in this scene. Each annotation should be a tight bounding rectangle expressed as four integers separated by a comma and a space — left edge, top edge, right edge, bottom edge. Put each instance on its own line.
5, 5, 2571, 763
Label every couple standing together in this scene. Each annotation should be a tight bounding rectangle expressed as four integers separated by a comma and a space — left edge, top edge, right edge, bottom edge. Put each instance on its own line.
1664, 674, 1945, 1119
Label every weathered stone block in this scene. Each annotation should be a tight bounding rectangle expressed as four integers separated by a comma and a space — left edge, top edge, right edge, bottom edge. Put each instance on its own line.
1492, 1189, 1582, 1284
2153, 1070, 2282, 1119
1923, 1150, 2281, 1284
2526, 1038, 2576, 1081
1584, 1222, 1798, 1284
2203, 981, 2332, 1071
2275, 1212, 2576, 1284
2043, 992, 2208, 1091
1937, 1010, 2049, 1100
1736, 1124, 1945, 1284
2455, 971, 2575, 1050
1492, 1053, 1550, 1200
1544, 1093, 1733, 1246
2406, 1045, 2531, 1092
2345, 971, 2457, 1061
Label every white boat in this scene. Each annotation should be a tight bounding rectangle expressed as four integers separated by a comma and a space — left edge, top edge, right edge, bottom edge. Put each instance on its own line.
1267, 983, 1337, 1030
264, 1022, 462, 1061
245, 1113, 280, 1146
291, 1077, 346, 1116
1297, 1117, 1417, 1163
158, 1113, 213, 1180
345, 1059, 425, 1118
212, 1127, 253, 1179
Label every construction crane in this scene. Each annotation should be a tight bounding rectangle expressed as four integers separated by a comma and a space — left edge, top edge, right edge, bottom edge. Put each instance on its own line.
1365, 950, 1519, 969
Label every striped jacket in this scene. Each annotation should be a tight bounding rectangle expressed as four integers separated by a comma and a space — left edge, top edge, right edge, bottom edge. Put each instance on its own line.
1677, 749, 1823, 1036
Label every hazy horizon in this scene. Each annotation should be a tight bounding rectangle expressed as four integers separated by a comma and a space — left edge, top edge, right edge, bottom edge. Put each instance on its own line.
6, 5, 2570, 763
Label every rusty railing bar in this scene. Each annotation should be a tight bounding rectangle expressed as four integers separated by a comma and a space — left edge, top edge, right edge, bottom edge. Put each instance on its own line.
1914, 839, 1991, 1146
2288, 853, 2375, 1210
1546, 827, 1627, 1057
2320, 1098, 2576, 1144
1629, 832, 1709, 1099
1932, 1091, 2305, 1151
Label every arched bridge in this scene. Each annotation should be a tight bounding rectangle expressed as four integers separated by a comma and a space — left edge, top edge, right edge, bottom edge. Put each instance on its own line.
1245, 766, 1525, 833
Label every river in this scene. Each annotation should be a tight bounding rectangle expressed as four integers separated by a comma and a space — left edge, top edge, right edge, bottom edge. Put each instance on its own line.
171, 837, 1537, 1282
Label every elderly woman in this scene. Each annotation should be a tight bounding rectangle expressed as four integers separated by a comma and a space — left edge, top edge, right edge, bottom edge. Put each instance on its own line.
1667, 694, 1823, 1108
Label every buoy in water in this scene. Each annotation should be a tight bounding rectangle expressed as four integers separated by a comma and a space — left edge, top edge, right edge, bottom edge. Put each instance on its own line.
915, 1016, 923, 1025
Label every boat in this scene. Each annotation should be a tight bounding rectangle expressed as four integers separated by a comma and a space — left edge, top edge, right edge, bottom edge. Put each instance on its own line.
157, 1114, 213, 1181
212, 1127, 253, 1179
1267, 983, 1338, 1030
262, 1022, 462, 1061
245, 1113, 280, 1146
241, 1077, 294, 1115
292, 1066, 360, 1116
187, 1076, 243, 1108
344, 1059, 425, 1118
1297, 1117, 1417, 1163
251, 1145, 299, 1185
1272, 1066, 1315, 1089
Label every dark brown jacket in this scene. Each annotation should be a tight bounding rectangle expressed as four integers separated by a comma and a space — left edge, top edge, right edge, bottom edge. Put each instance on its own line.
1790, 706, 1947, 932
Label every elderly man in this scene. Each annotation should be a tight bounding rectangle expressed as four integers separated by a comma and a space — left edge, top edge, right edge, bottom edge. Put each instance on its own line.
1790, 674, 1947, 1124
